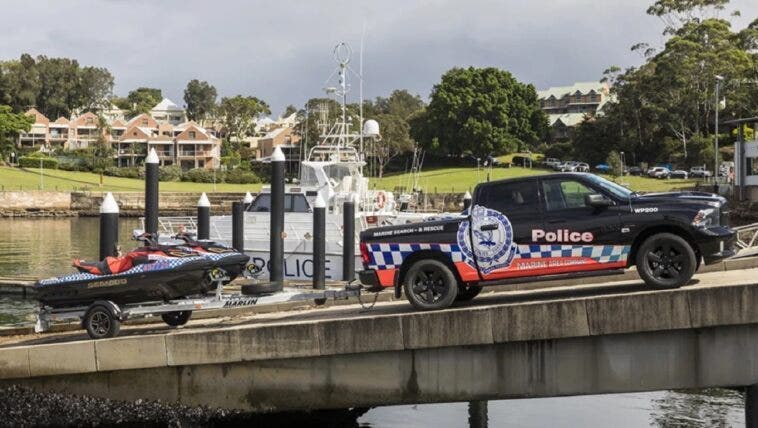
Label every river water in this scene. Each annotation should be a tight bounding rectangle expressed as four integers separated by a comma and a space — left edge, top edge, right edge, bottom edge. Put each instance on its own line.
0, 217, 746, 426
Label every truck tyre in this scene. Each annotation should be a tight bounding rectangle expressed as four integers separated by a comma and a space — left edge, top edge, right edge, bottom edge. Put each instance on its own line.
456, 285, 483, 302
161, 311, 192, 327
84, 305, 121, 339
403, 259, 458, 310
635, 233, 696, 289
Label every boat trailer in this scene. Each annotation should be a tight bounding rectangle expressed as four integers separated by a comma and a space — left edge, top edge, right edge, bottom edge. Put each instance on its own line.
35, 277, 361, 339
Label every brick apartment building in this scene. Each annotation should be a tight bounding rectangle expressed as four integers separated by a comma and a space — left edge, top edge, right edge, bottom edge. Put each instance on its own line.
17, 98, 221, 170
537, 82, 612, 140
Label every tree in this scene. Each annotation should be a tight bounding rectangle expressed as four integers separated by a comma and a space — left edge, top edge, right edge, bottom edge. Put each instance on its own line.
126, 87, 162, 118
217, 96, 271, 149
371, 113, 415, 178
183, 79, 217, 122
411, 67, 547, 158
78, 66, 115, 113
0, 105, 34, 157
607, 151, 624, 177
374, 89, 425, 119
282, 104, 298, 117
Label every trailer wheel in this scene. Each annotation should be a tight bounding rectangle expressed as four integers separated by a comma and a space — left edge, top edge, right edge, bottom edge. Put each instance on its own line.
455, 285, 483, 301
403, 259, 458, 310
161, 311, 192, 327
84, 305, 120, 339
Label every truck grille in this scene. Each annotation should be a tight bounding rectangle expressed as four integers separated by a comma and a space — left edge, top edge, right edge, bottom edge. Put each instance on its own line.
720, 204, 729, 227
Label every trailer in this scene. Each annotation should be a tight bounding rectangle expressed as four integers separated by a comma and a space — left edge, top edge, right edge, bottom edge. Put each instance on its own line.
35, 277, 361, 339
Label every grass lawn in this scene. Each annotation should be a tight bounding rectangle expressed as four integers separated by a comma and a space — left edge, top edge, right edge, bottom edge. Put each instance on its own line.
0, 167, 262, 193
370, 166, 700, 194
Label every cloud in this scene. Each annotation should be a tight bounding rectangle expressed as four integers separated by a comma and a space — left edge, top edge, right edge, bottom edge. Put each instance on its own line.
0, 0, 755, 115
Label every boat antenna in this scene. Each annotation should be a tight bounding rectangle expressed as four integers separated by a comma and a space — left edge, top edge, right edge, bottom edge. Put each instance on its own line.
333, 42, 351, 147
359, 22, 366, 169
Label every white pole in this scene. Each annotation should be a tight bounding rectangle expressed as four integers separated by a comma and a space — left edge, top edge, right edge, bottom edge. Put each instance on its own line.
714, 76, 723, 183
39, 157, 43, 190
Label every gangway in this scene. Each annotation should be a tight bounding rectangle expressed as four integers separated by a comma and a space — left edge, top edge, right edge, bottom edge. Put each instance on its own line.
734, 222, 758, 258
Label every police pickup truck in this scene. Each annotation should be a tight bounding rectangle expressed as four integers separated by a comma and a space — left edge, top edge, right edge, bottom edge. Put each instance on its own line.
359, 173, 735, 310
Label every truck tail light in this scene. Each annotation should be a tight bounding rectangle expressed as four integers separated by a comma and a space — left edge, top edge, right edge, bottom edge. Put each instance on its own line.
360, 242, 371, 265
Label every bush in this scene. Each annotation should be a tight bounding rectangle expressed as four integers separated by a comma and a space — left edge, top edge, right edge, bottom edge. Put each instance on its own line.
183, 168, 217, 183
224, 168, 260, 184
159, 165, 183, 182
544, 142, 573, 161
103, 166, 141, 179
606, 151, 623, 177
19, 156, 58, 169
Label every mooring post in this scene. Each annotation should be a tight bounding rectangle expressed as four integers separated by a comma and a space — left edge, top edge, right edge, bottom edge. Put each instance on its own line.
144, 148, 159, 235
313, 194, 326, 290
468, 401, 488, 428
197, 192, 210, 240
270, 146, 285, 288
747, 384, 758, 428
99, 192, 119, 260
232, 201, 244, 253
243, 191, 254, 211
463, 190, 472, 211
342, 197, 356, 282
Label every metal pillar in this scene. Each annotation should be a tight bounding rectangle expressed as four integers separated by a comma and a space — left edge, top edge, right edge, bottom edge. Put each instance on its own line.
463, 191, 472, 211
270, 146, 285, 287
342, 199, 355, 282
197, 192, 210, 240
144, 148, 160, 235
99, 192, 119, 260
468, 401, 488, 428
747, 384, 758, 428
313, 194, 326, 290
232, 201, 244, 253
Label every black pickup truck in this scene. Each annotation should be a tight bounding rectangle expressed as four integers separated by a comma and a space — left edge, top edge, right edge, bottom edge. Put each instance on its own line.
359, 173, 736, 310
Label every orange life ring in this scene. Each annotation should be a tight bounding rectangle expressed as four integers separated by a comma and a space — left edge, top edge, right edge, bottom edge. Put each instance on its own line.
376, 191, 387, 209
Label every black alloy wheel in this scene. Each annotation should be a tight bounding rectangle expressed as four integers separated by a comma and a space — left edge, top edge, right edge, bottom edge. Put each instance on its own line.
635, 233, 696, 289
84, 305, 121, 339
161, 311, 193, 327
403, 259, 458, 310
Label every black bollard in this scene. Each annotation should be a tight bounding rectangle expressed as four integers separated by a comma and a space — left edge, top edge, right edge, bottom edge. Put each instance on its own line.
313, 194, 326, 290
270, 146, 285, 287
99, 192, 119, 260
747, 384, 758, 428
144, 148, 159, 235
342, 199, 356, 282
467, 401, 488, 428
463, 191, 472, 211
197, 192, 210, 240
243, 191, 254, 210
232, 201, 244, 253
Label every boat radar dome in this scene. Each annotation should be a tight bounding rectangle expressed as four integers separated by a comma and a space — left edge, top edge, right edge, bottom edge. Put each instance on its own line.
243, 192, 254, 204
271, 146, 286, 162
146, 148, 159, 164
363, 119, 380, 138
100, 192, 120, 214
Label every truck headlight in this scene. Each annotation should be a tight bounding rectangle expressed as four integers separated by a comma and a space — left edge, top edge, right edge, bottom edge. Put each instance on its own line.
692, 208, 718, 227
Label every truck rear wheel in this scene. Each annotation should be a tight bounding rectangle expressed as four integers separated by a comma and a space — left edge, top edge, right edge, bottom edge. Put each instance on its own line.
403, 259, 458, 310
635, 233, 696, 289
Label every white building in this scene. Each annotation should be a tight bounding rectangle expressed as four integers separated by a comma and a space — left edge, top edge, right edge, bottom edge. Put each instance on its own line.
150, 98, 187, 125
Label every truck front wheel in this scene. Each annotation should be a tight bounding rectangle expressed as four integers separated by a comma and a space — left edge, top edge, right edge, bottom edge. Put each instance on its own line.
635, 233, 696, 289
403, 259, 458, 310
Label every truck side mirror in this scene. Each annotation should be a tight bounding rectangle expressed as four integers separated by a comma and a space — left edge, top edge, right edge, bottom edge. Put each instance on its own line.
585, 194, 613, 208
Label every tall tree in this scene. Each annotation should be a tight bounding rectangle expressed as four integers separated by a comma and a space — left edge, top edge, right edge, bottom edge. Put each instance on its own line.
411, 67, 547, 158
371, 113, 415, 178
78, 66, 115, 113
126, 87, 162, 118
217, 95, 271, 149
183, 79, 217, 122
282, 104, 298, 117
0, 105, 34, 149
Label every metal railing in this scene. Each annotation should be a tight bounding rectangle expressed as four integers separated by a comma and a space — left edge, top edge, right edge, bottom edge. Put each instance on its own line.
734, 222, 758, 258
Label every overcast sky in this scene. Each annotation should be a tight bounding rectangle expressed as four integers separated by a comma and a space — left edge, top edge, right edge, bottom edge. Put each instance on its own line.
1, 0, 756, 116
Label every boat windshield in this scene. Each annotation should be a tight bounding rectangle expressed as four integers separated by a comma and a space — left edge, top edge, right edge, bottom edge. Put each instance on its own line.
323, 164, 354, 183
300, 164, 320, 187
247, 194, 311, 212
583, 174, 633, 200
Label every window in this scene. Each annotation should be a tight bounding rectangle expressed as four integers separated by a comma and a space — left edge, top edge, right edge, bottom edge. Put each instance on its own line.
248, 194, 311, 213
478, 180, 539, 215
542, 179, 595, 211
86, 117, 93, 125
142, 119, 148, 126
189, 131, 196, 139
748, 157, 758, 176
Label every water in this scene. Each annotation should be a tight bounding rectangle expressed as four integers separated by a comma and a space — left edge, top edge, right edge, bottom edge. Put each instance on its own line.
0, 217, 746, 426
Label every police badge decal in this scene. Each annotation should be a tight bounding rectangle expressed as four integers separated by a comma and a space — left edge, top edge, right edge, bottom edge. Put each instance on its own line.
457, 205, 517, 274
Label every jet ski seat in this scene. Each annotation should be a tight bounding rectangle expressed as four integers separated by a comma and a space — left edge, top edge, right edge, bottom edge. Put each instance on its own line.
73, 253, 151, 275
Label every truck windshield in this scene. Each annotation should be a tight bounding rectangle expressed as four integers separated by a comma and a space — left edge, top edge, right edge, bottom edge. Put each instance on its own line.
583, 174, 633, 200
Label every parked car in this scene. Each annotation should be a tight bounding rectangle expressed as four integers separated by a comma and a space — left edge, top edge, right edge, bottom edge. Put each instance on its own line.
628, 166, 643, 176
648, 167, 671, 179
559, 161, 580, 172
689, 166, 712, 178
575, 162, 590, 172
595, 163, 611, 173
360, 173, 736, 310
670, 170, 689, 179
544, 158, 561, 169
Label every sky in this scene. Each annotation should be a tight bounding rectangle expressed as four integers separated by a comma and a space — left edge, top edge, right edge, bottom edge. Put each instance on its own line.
1, 0, 756, 116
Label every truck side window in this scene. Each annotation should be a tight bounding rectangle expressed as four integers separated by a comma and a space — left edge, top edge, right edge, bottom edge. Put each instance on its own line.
542, 179, 594, 211
480, 180, 539, 215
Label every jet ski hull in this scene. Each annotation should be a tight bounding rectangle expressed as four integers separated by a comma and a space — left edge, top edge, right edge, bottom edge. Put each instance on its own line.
36, 257, 215, 309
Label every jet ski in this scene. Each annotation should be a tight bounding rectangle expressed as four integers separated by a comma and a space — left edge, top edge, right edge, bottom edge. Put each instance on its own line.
35, 248, 217, 309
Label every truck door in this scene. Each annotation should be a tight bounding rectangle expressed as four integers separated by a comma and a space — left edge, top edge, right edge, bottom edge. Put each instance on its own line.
469, 178, 544, 280
536, 176, 626, 273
